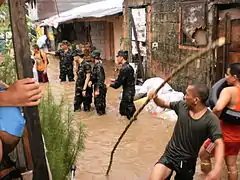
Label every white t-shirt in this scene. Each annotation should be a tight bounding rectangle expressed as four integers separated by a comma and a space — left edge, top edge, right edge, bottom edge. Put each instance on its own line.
31, 56, 38, 82
33, 67, 38, 82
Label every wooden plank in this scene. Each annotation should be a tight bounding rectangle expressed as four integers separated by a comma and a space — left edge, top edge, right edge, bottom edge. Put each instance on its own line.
22, 127, 33, 169
15, 139, 26, 169
8, 0, 50, 179
130, 11, 145, 80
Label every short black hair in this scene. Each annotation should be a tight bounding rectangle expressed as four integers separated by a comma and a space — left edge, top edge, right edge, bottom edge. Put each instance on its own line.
192, 84, 209, 104
229, 63, 240, 79
79, 54, 84, 58
32, 44, 39, 50
122, 51, 128, 60
117, 50, 128, 60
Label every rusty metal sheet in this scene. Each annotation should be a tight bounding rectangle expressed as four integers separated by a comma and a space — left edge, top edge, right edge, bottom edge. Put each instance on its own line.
219, 8, 240, 20
231, 19, 240, 42
230, 52, 240, 63
213, 0, 238, 4
181, 2, 206, 38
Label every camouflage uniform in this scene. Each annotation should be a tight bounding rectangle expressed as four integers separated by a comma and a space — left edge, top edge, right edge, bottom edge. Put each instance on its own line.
90, 50, 107, 115
110, 51, 136, 119
74, 59, 92, 111
55, 48, 74, 82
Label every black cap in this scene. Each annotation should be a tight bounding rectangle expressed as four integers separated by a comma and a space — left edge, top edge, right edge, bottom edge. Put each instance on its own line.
61, 40, 69, 45
90, 50, 101, 59
116, 50, 128, 59
73, 49, 84, 56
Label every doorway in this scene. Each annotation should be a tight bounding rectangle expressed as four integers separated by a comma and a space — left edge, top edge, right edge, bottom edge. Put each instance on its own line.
215, 4, 240, 81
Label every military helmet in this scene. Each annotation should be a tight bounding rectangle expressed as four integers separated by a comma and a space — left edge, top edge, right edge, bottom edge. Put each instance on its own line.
61, 40, 69, 46
73, 49, 84, 56
90, 50, 101, 59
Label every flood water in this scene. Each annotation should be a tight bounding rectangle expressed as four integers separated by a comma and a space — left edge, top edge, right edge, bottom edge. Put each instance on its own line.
44, 56, 230, 180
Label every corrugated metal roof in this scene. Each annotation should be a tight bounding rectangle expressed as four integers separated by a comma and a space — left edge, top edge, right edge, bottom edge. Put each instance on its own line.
36, 0, 105, 20
55, 0, 103, 14
41, 0, 123, 27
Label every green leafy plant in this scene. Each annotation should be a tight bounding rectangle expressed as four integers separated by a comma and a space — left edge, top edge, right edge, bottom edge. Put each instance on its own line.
0, 54, 16, 84
39, 88, 86, 180
0, 4, 86, 179
0, 4, 36, 84
120, 36, 131, 47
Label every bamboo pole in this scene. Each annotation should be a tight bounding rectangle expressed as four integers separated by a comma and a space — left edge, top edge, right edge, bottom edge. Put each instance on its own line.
106, 37, 226, 176
8, 0, 49, 179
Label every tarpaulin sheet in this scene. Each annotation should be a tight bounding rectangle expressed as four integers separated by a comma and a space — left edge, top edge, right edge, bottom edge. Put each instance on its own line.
40, 0, 123, 28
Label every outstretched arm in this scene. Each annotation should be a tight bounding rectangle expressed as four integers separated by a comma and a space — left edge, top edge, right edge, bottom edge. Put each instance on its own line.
110, 68, 126, 89
45, 51, 55, 56
148, 90, 170, 109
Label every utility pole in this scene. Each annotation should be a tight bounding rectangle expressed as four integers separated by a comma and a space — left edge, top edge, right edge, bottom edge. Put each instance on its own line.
8, 0, 49, 179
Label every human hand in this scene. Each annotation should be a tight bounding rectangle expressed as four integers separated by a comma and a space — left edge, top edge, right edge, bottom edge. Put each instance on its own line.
94, 90, 99, 96
147, 90, 157, 100
0, 81, 9, 88
204, 170, 220, 180
88, 81, 92, 87
82, 90, 86, 97
5, 78, 41, 106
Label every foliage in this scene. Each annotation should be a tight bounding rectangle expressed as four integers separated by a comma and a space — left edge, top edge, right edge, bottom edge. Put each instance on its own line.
39, 89, 86, 180
0, 4, 86, 179
0, 4, 10, 32
0, 54, 16, 84
0, 4, 36, 84
120, 36, 131, 48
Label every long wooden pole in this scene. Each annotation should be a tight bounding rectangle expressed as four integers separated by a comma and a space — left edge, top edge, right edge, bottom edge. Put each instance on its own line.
106, 37, 226, 176
8, 0, 49, 179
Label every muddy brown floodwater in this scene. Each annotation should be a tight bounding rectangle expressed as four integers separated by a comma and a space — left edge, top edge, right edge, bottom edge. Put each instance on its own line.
44, 55, 232, 180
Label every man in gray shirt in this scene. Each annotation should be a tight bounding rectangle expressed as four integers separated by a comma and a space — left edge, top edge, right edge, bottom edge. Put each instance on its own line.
148, 84, 224, 180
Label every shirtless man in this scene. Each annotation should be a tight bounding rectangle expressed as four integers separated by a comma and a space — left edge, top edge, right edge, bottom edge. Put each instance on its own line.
200, 63, 240, 180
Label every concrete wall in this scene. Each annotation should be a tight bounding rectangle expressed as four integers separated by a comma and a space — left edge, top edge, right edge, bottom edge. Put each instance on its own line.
74, 15, 123, 61
123, 0, 222, 91
113, 16, 124, 61
90, 21, 106, 59
150, 0, 216, 91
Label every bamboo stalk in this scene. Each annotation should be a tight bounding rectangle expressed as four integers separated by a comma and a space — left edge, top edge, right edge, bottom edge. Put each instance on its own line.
106, 37, 226, 176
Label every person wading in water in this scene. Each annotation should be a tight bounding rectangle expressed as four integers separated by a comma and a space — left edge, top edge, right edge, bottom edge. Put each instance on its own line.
55, 40, 74, 82
89, 50, 107, 115
200, 63, 240, 180
107, 50, 136, 120
73, 49, 92, 112
148, 84, 224, 180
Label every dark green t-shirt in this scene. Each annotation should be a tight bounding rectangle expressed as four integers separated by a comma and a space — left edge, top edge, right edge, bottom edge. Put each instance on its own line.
164, 101, 222, 160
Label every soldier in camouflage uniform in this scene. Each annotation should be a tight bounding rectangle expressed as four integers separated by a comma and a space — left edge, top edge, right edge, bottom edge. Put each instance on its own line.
107, 50, 136, 120
89, 50, 107, 115
55, 40, 74, 82
73, 49, 92, 112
